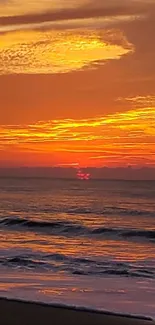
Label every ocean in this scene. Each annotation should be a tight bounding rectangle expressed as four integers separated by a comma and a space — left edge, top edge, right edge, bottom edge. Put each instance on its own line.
0, 178, 155, 317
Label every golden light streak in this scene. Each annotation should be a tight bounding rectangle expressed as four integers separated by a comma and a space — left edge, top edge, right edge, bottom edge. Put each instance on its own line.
0, 29, 133, 74
0, 106, 155, 167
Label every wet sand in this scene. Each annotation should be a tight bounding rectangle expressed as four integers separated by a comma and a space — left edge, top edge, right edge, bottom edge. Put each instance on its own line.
0, 297, 154, 325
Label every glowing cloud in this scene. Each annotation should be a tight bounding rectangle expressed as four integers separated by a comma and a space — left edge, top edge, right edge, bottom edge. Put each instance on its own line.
0, 29, 133, 74
0, 105, 155, 167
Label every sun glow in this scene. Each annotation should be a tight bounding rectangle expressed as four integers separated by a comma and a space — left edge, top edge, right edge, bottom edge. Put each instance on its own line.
0, 0, 154, 174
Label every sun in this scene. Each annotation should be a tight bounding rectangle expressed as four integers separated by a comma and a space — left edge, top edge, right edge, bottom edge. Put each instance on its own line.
76, 167, 90, 180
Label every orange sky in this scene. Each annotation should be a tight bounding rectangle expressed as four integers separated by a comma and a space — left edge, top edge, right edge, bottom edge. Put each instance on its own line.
0, 0, 155, 168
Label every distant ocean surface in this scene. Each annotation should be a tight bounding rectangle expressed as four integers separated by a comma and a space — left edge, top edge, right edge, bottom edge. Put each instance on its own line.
0, 178, 155, 317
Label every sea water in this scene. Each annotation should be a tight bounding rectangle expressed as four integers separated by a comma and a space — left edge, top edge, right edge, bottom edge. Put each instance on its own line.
0, 178, 155, 317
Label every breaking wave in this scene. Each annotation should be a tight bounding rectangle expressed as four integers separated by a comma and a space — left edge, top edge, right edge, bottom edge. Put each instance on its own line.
0, 217, 155, 242
0, 253, 155, 278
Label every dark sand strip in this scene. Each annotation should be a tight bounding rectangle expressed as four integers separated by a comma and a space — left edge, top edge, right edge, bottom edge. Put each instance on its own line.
0, 297, 154, 325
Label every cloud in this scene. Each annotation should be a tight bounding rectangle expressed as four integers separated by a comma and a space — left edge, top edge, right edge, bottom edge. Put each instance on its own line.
0, 0, 155, 131
0, 106, 155, 167
117, 96, 155, 108
0, 1, 148, 27
0, 29, 133, 75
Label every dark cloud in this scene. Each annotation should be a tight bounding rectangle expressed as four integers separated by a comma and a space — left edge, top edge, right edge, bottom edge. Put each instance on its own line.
112, 5, 155, 83
0, 1, 149, 26
0, 167, 155, 180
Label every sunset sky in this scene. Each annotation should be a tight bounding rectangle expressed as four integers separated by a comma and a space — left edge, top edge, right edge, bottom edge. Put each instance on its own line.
0, 0, 155, 168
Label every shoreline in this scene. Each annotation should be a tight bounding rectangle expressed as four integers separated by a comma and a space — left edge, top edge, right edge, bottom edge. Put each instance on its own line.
0, 297, 154, 325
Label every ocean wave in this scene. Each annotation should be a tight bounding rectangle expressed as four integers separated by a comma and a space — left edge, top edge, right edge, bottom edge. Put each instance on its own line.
3, 205, 154, 218
0, 217, 85, 234
0, 216, 155, 242
102, 206, 155, 217
40, 206, 155, 218
0, 253, 155, 279
91, 227, 155, 240
66, 206, 154, 217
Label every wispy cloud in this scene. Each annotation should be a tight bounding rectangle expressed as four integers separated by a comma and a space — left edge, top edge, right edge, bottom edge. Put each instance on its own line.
117, 96, 155, 108
0, 0, 147, 27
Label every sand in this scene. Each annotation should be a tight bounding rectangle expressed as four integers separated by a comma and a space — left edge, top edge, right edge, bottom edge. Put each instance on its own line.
0, 297, 154, 325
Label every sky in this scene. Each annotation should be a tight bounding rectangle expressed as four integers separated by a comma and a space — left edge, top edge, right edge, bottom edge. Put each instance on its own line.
0, 0, 155, 169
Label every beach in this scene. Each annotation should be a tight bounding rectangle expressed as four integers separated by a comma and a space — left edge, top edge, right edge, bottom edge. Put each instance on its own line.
1, 268, 155, 319
0, 297, 154, 325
